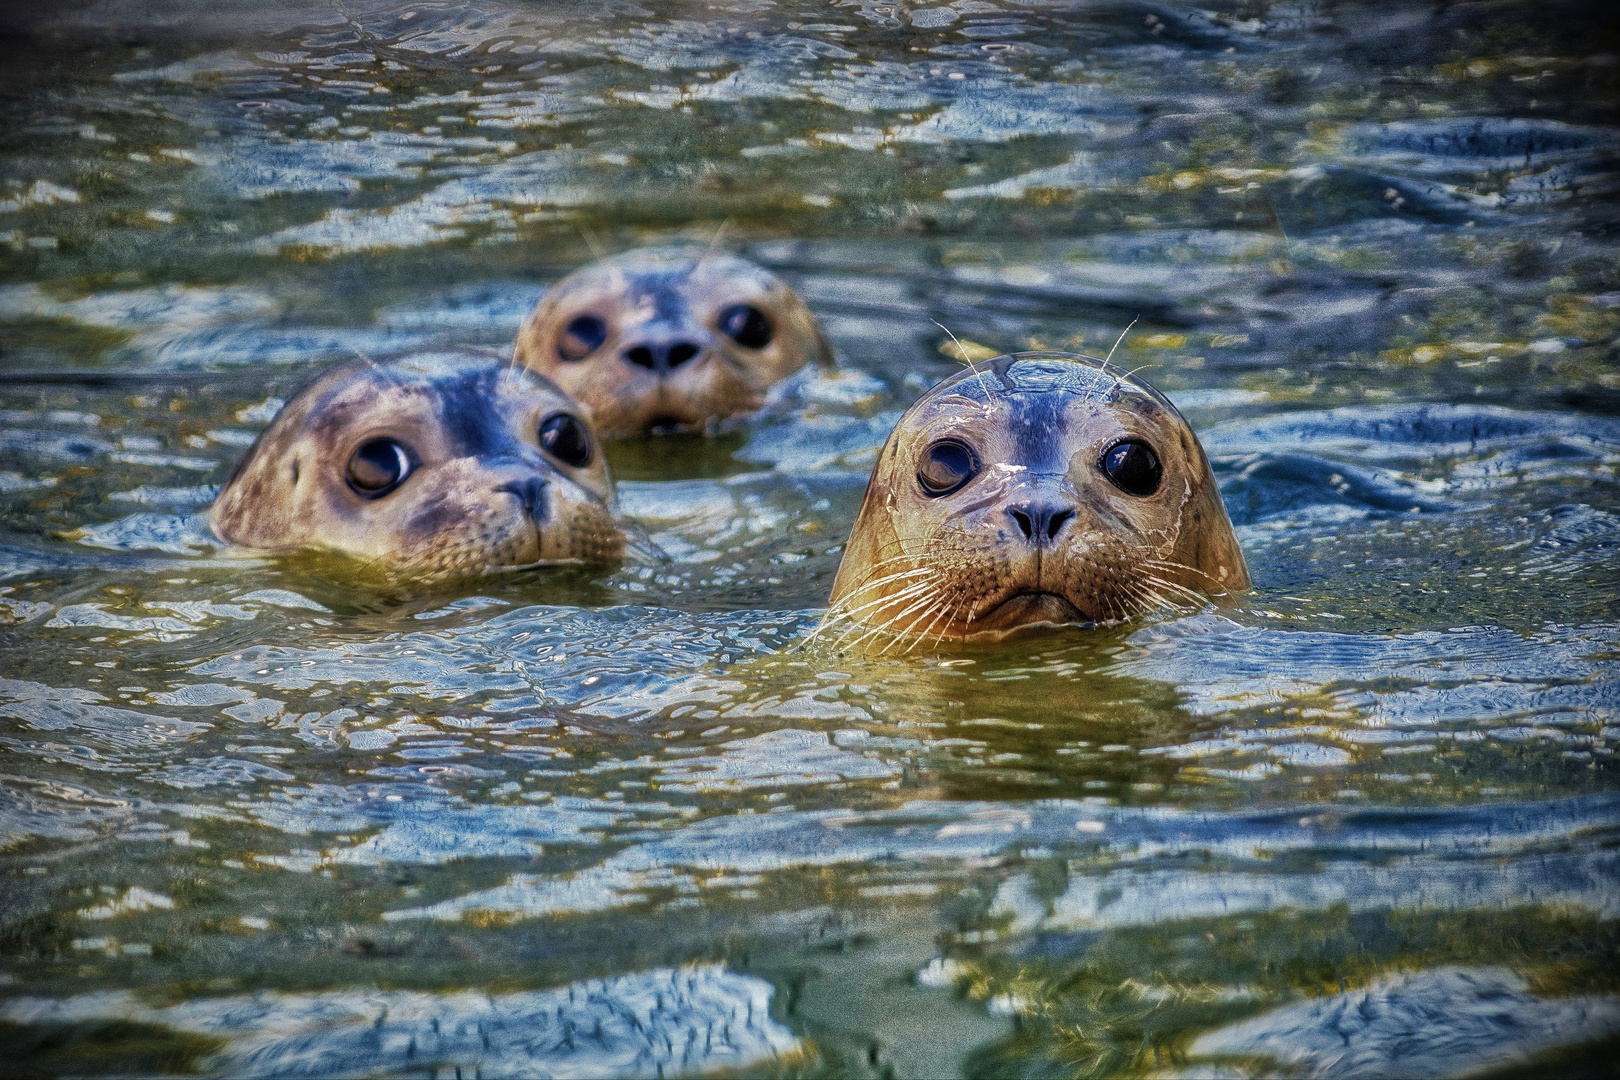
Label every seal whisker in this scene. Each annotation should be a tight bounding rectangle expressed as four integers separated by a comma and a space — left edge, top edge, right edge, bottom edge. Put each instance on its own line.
1102, 317, 1138, 376
1120, 581, 1164, 619
905, 595, 961, 654
827, 574, 936, 618
1137, 573, 1206, 611
840, 585, 945, 655
830, 592, 937, 653
835, 567, 934, 600
860, 601, 941, 656
1148, 577, 1210, 607
932, 319, 996, 406
927, 597, 969, 651
1143, 556, 1225, 587
574, 222, 607, 262
1115, 362, 1160, 387
818, 580, 938, 643
826, 560, 935, 604
705, 218, 734, 253
895, 591, 957, 653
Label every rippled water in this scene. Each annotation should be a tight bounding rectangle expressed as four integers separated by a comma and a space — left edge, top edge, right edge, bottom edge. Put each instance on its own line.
1, 1, 1617, 1076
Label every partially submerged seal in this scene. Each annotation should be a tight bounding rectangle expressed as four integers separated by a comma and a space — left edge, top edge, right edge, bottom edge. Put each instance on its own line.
513, 248, 832, 435
824, 352, 1248, 646
211, 352, 624, 580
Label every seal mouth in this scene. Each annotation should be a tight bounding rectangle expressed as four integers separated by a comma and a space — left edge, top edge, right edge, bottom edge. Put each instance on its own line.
972, 591, 1085, 631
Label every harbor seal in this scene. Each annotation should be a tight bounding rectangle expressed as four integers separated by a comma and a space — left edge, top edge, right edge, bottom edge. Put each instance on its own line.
824, 352, 1248, 646
211, 351, 624, 580
513, 247, 832, 435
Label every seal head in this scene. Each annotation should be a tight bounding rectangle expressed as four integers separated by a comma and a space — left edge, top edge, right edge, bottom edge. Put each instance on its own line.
211, 352, 624, 580
825, 352, 1248, 644
513, 247, 831, 435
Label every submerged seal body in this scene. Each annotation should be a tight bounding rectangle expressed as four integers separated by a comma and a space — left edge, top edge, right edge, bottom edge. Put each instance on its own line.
211, 352, 624, 580
513, 247, 831, 435
825, 352, 1248, 644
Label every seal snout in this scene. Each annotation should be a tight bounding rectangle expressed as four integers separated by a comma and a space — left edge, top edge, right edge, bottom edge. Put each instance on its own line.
623, 337, 704, 374
1006, 501, 1075, 545
495, 476, 550, 523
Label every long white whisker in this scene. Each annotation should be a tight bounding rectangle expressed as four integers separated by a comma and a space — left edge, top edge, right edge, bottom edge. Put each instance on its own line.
817, 586, 935, 645
827, 584, 940, 650
1103, 317, 1138, 373
932, 319, 996, 405
837, 566, 934, 598
897, 597, 954, 654
827, 579, 937, 624
928, 596, 968, 651
841, 588, 943, 655
905, 595, 960, 654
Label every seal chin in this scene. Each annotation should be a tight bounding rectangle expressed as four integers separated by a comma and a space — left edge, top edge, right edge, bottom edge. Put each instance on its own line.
972, 591, 1086, 632
645, 414, 693, 433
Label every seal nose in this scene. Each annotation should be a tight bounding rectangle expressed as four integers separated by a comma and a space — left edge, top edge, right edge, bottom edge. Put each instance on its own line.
1007, 502, 1075, 545
623, 340, 702, 374
496, 477, 549, 522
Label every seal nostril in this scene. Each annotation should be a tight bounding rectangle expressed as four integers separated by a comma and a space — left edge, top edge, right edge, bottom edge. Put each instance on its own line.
625, 346, 656, 370
667, 342, 700, 369
1009, 503, 1072, 544
497, 477, 549, 522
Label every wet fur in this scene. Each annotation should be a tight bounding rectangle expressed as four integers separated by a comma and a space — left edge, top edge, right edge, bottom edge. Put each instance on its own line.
211, 352, 624, 581
824, 353, 1248, 650
513, 247, 832, 435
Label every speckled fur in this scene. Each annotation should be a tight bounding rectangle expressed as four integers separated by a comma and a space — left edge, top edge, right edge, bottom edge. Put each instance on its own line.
826, 353, 1249, 645
210, 352, 624, 582
513, 247, 832, 435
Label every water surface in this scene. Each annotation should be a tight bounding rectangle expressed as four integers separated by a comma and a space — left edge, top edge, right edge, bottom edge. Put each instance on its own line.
1, 1, 1618, 1076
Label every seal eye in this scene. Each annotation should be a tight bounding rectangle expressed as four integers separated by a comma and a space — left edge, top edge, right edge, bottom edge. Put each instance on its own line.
539, 413, 593, 468
718, 304, 773, 349
1100, 440, 1162, 497
346, 437, 412, 498
557, 314, 607, 362
916, 439, 978, 498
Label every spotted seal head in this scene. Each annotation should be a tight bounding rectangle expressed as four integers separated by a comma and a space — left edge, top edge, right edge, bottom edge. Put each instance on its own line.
513, 247, 832, 435
824, 352, 1249, 644
210, 352, 624, 580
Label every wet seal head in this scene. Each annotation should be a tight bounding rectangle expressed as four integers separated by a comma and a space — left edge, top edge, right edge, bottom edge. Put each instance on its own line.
513, 247, 832, 435
824, 351, 1249, 647
210, 351, 624, 581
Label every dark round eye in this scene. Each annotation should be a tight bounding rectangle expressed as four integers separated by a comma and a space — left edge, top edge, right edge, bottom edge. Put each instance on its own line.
718, 304, 773, 349
916, 439, 978, 497
1100, 440, 1162, 496
557, 314, 607, 362
539, 413, 592, 468
345, 437, 412, 497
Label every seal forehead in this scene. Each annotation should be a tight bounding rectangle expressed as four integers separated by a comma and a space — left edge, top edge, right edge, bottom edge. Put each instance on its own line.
921, 353, 1181, 422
